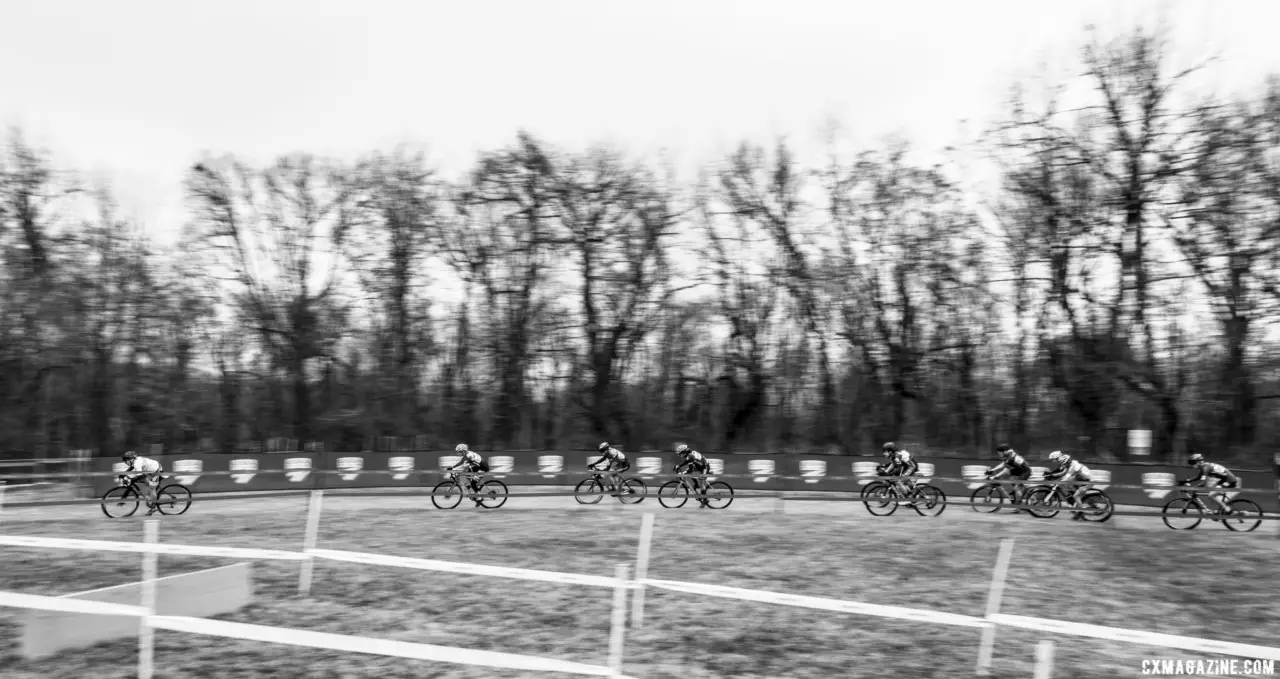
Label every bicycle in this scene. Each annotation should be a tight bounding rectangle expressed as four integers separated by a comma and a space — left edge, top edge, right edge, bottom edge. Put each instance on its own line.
101, 475, 192, 518
861, 478, 946, 517
1161, 487, 1263, 532
657, 473, 733, 509
574, 471, 647, 505
1023, 481, 1113, 522
969, 474, 1032, 514
431, 472, 509, 509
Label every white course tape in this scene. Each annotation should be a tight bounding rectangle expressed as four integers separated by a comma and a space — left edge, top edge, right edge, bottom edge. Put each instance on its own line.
149, 615, 629, 676
989, 614, 1280, 661
307, 548, 618, 589
642, 578, 988, 629
0, 535, 309, 561
0, 590, 149, 617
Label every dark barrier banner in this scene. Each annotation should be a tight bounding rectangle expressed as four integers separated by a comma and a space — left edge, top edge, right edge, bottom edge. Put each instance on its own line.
78, 451, 1280, 513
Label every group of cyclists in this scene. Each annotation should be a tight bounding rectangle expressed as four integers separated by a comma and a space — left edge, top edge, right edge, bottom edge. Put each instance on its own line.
115, 438, 1243, 516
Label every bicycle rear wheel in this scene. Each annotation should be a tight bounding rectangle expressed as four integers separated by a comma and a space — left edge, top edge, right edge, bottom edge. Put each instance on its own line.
1223, 499, 1263, 532
970, 484, 1006, 514
156, 484, 192, 515
912, 485, 946, 517
705, 481, 734, 509
431, 481, 463, 509
617, 478, 647, 505
575, 478, 606, 504
101, 487, 140, 518
1077, 491, 1113, 523
478, 480, 509, 508
1161, 497, 1202, 530
658, 481, 688, 508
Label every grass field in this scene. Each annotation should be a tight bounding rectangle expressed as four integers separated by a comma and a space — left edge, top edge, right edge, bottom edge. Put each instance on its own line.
1, 491, 1278, 679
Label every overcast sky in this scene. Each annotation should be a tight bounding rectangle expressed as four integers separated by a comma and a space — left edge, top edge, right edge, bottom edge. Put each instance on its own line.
3, 0, 1279, 247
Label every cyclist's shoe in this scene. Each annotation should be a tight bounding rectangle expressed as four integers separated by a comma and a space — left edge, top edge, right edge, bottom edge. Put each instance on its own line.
145, 506, 159, 517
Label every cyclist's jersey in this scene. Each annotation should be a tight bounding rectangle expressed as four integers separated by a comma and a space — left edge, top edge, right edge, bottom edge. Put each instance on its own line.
1052, 459, 1092, 483
454, 450, 483, 468
126, 457, 162, 474
678, 450, 709, 472
999, 452, 1030, 475
1187, 462, 1237, 486
594, 447, 628, 469
886, 450, 917, 475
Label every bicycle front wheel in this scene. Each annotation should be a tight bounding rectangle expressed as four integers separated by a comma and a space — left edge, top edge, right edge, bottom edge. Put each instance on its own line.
864, 483, 898, 517
1024, 487, 1061, 519
478, 480, 509, 509
575, 478, 606, 505
1161, 497, 1202, 530
970, 484, 1007, 514
618, 478, 647, 505
101, 487, 140, 518
705, 481, 734, 509
658, 481, 688, 508
156, 485, 192, 515
1223, 498, 1263, 532
912, 485, 946, 517
431, 481, 463, 509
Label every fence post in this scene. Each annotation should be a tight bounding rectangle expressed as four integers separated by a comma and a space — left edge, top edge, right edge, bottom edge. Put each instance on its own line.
608, 563, 630, 676
298, 489, 325, 596
975, 537, 1015, 676
631, 513, 655, 628
0, 483, 6, 524
138, 518, 159, 679
774, 491, 785, 515
1273, 453, 1279, 539
1033, 639, 1055, 679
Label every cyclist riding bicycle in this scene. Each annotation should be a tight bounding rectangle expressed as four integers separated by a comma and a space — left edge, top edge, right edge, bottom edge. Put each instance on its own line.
877, 442, 918, 504
588, 442, 630, 495
121, 450, 163, 516
674, 444, 711, 508
986, 443, 1032, 509
1044, 451, 1093, 519
446, 444, 489, 505
1178, 453, 1240, 515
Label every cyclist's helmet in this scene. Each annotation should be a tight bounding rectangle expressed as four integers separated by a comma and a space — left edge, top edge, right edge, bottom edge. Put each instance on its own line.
455, 443, 468, 453
598, 442, 610, 453
122, 450, 137, 461
995, 443, 1011, 455
1188, 453, 1204, 466
882, 442, 897, 457
1048, 451, 1066, 463
675, 444, 689, 455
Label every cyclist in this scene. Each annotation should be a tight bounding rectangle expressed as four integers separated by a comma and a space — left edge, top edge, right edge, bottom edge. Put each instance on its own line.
674, 444, 711, 508
1178, 453, 1240, 515
121, 450, 163, 516
446, 444, 489, 506
588, 442, 630, 495
1044, 451, 1093, 519
985, 444, 1032, 510
877, 442, 918, 505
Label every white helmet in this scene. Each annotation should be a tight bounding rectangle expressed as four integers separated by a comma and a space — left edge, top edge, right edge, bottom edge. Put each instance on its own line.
675, 444, 689, 454
455, 443, 468, 453
1048, 451, 1064, 462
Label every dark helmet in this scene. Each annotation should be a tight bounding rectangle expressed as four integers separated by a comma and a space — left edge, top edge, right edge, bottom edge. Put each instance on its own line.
122, 450, 137, 461
995, 443, 1011, 453
882, 442, 897, 456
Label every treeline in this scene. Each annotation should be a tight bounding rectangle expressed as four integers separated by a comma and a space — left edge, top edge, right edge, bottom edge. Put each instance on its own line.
2, 27, 1279, 464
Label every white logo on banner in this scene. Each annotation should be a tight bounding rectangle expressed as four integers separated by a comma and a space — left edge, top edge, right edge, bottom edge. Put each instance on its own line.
172, 459, 202, 486
1030, 466, 1048, 482
284, 457, 312, 483
707, 458, 724, 478
586, 455, 604, 468
637, 457, 662, 476
337, 457, 363, 481
1089, 469, 1111, 490
852, 461, 880, 485
748, 460, 775, 482
917, 462, 935, 479
537, 455, 563, 476
388, 456, 414, 480
1142, 472, 1177, 499
112, 462, 128, 473
439, 456, 461, 473
488, 456, 514, 475
799, 460, 826, 484
230, 459, 258, 484
961, 465, 989, 489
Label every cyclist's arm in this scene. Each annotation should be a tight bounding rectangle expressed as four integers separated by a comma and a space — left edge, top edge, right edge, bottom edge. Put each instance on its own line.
988, 462, 1007, 475
1178, 469, 1205, 485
